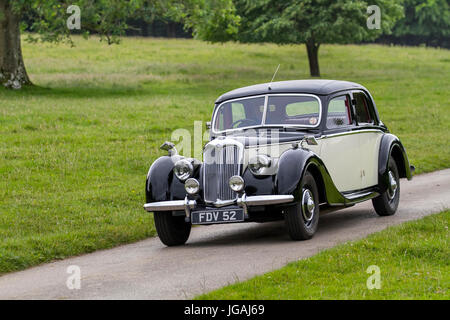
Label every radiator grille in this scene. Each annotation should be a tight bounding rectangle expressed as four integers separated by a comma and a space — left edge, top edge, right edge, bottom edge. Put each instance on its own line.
204, 143, 241, 203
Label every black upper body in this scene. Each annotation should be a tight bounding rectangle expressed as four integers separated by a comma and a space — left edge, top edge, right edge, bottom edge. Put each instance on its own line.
212, 79, 387, 144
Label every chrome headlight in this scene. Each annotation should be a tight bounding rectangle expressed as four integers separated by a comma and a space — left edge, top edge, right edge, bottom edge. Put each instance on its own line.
229, 175, 244, 192
173, 159, 193, 181
248, 155, 271, 175
185, 178, 200, 195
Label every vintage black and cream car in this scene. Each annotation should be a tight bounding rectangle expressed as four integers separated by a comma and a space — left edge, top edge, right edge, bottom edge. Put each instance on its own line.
144, 80, 414, 246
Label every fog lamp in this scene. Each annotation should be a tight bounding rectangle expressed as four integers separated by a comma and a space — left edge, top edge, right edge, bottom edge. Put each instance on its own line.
185, 178, 200, 195
229, 175, 245, 192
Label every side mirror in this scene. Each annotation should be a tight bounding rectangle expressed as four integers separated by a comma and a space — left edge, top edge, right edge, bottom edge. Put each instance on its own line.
297, 135, 318, 149
304, 135, 318, 146
160, 141, 177, 156
206, 121, 211, 129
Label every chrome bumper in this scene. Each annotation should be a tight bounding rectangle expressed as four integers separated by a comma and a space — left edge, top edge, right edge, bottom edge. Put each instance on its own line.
143, 194, 294, 213
143, 199, 196, 212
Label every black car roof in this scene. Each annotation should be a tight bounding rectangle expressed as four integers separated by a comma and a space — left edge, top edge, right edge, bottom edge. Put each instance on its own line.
215, 80, 367, 104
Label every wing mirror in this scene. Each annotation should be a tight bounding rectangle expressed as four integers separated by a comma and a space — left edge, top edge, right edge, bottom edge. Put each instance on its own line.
160, 141, 178, 156
304, 135, 318, 145
294, 135, 318, 149
206, 121, 211, 129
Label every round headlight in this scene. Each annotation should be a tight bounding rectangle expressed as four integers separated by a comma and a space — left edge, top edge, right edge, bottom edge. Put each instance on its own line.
185, 178, 200, 195
229, 175, 245, 192
173, 159, 193, 181
248, 155, 271, 175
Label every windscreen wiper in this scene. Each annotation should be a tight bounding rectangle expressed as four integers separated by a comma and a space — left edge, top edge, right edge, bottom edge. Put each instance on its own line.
279, 127, 319, 133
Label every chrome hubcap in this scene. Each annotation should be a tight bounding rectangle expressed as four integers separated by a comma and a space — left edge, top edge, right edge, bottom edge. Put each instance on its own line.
302, 189, 315, 224
387, 171, 398, 200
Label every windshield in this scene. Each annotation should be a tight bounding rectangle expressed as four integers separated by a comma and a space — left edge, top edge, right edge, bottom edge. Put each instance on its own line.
213, 95, 321, 132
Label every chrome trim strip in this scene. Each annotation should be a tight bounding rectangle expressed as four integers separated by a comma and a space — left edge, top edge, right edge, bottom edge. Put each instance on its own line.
342, 188, 380, 203
344, 191, 373, 200
320, 129, 384, 139
262, 95, 269, 125
211, 93, 323, 135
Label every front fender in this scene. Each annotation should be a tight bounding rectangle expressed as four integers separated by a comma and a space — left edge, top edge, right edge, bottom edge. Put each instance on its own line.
146, 155, 185, 203
378, 134, 413, 192
276, 148, 312, 195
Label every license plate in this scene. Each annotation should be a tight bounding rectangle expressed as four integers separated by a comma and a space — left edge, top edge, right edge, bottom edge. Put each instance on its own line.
191, 208, 244, 225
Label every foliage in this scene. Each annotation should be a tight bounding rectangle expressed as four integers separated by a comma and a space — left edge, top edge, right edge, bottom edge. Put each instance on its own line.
168, 0, 240, 42
10, 0, 239, 45
197, 0, 404, 76
391, 0, 450, 47
201, 0, 404, 45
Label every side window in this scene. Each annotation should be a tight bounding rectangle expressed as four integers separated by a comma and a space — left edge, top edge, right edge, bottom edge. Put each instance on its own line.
353, 92, 374, 124
327, 95, 352, 129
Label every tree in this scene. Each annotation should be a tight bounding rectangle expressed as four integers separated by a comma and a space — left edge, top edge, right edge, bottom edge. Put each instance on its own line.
0, 0, 31, 88
0, 0, 238, 89
215, 0, 404, 77
390, 0, 450, 48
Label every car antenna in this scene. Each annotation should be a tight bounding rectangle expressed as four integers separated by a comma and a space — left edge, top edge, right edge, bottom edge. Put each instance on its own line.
268, 64, 280, 90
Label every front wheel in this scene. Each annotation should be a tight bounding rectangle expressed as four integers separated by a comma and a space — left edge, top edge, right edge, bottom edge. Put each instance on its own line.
372, 156, 400, 216
284, 172, 320, 240
154, 211, 191, 246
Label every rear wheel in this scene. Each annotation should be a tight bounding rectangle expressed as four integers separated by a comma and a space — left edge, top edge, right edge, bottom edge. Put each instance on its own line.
372, 156, 400, 216
154, 212, 191, 246
284, 172, 320, 240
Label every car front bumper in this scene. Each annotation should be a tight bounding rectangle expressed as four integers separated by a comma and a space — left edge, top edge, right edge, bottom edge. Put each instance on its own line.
143, 194, 294, 214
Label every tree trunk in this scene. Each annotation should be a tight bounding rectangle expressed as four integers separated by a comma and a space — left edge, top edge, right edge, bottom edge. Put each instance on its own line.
0, 0, 31, 89
306, 41, 320, 77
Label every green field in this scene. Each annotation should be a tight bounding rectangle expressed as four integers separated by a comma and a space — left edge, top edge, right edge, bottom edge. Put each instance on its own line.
0, 36, 449, 274
197, 211, 450, 300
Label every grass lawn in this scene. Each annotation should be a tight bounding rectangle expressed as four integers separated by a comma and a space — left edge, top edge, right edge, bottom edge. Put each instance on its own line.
197, 211, 450, 300
0, 36, 449, 274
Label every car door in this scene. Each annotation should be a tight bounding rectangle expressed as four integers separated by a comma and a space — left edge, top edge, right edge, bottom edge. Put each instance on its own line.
318, 93, 362, 192
351, 91, 384, 189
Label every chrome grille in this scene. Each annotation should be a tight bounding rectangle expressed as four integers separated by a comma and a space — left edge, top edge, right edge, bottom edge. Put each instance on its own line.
203, 141, 242, 204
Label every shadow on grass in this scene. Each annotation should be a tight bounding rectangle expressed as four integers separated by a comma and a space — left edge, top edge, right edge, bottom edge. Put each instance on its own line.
0, 84, 150, 99
0, 81, 223, 99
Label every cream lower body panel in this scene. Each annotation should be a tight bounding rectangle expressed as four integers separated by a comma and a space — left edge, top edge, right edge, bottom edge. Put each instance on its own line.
359, 131, 383, 188
317, 134, 361, 192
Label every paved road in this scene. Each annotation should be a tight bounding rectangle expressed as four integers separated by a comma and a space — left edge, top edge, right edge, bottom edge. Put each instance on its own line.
0, 169, 449, 299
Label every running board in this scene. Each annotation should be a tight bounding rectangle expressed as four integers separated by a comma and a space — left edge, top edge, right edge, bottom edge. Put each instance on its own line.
342, 189, 380, 204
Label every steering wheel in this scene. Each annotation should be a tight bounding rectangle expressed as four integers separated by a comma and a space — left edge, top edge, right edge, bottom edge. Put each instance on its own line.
230, 118, 259, 128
